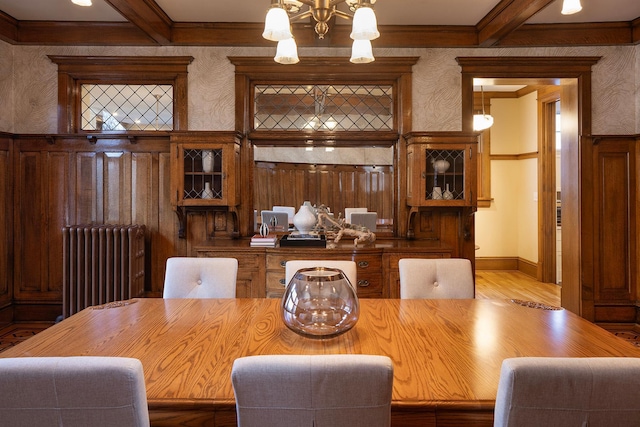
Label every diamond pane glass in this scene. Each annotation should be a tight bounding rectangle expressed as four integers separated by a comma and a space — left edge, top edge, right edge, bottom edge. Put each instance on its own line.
254, 84, 393, 131
425, 149, 465, 200
81, 84, 173, 131
183, 149, 224, 200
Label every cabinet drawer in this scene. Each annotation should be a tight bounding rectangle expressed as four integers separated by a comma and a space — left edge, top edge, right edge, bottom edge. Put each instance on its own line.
199, 251, 262, 271
266, 272, 382, 299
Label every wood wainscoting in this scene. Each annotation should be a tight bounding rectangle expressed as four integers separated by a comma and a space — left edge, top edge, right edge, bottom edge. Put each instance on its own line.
253, 161, 394, 226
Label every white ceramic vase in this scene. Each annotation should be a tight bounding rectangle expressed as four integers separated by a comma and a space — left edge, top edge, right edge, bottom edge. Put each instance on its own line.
201, 182, 213, 199
293, 202, 317, 233
202, 150, 213, 173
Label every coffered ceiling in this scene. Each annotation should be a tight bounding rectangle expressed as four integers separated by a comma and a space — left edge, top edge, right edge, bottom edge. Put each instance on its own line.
0, 0, 639, 47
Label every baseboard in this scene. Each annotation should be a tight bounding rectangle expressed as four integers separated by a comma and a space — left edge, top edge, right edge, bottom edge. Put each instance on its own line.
476, 256, 538, 280
476, 257, 518, 271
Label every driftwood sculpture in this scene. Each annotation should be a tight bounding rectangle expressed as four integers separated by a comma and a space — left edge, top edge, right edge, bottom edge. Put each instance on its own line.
315, 210, 376, 247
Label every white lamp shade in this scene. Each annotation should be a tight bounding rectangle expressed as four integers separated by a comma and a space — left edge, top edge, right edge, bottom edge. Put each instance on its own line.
263, 6, 293, 41
71, 0, 92, 5
350, 6, 380, 40
561, 0, 582, 15
274, 38, 299, 64
350, 39, 375, 64
473, 114, 494, 131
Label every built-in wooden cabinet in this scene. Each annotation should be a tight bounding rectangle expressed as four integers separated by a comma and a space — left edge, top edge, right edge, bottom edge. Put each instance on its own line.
170, 132, 241, 237
196, 240, 455, 299
406, 132, 478, 208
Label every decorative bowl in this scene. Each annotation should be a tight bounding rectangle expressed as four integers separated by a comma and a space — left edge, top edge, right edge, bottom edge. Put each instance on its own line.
281, 267, 359, 339
432, 159, 450, 173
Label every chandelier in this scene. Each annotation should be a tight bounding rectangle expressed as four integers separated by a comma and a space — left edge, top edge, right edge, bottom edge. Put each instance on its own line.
263, 0, 380, 64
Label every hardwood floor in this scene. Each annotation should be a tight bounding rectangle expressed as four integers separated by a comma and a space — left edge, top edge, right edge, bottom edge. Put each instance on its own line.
475, 270, 561, 307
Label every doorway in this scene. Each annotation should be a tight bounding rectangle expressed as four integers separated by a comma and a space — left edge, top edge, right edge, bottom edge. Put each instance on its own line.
457, 56, 600, 315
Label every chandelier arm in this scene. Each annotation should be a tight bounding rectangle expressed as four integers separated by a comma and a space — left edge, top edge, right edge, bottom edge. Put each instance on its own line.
333, 10, 354, 20
288, 9, 314, 23
296, 0, 315, 6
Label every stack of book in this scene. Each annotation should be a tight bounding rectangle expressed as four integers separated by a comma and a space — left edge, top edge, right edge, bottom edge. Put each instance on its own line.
250, 234, 278, 247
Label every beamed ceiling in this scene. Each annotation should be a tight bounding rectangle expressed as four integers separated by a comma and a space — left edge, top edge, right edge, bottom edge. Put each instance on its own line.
0, 0, 639, 48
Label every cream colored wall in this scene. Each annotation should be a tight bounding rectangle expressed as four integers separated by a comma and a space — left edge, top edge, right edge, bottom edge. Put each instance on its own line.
0, 44, 638, 134
475, 92, 539, 263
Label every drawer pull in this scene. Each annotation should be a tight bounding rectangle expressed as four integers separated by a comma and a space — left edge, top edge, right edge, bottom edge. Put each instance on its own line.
279, 278, 286, 286
357, 280, 370, 287
280, 261, 287, 268
357, 261, 369, 268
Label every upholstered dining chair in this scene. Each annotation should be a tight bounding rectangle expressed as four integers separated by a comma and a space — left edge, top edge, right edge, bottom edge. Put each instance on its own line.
0, 356, 149, 427
162, 257, 238, 298
398, 258, 474, 299
285, 260, 357, 288
494, 357, 640, 427
272, 205, 296, 224
231, 354, 393, 427
344, 207, 367, 224
350, 212, 378, 231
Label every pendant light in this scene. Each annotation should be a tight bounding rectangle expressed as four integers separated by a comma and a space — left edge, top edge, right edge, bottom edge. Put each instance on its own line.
71, 0, 92, 5
473, 86, 494, 131
561, 0, 582, 15
274, 37, 300, 64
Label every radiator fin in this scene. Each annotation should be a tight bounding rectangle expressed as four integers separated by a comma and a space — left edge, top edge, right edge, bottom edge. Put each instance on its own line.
62, 224, 146, 318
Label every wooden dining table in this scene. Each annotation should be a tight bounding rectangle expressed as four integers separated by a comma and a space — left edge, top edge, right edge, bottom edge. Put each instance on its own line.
3, 297, 640, 426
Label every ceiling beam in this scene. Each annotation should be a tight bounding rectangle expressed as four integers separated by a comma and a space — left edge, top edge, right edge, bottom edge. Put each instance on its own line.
476, 0, 555, 47
0, 10, 17, 44
103, 0, 173, 44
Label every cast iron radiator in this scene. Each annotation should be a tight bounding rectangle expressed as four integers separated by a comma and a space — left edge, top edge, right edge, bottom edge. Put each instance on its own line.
62, 224, 146, 318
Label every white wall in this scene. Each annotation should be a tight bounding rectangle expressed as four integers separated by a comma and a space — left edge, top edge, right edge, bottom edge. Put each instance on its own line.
475, 92, 539, 263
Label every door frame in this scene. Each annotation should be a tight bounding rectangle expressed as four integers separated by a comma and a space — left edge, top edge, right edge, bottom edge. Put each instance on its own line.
456, 56, 600, 316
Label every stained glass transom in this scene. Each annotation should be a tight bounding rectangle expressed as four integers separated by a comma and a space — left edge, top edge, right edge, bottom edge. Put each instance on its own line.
254, 84, 394, 131
81, 84, 173, 131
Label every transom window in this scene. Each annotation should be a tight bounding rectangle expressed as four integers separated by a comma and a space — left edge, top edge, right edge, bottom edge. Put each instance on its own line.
81, 84, 173, 131
254, 84, 394, 131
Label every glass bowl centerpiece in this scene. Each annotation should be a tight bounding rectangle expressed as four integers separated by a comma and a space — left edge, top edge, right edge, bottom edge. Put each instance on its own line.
281, 267, 359, 339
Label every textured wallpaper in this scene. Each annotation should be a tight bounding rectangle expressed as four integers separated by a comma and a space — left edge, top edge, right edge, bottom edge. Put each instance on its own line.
0, 41, 13, 132
0, 42, 637, 135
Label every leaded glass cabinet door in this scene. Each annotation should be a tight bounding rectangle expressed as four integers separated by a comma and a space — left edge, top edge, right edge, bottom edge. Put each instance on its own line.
170, 132, 240, 208
406, 133, 478, 207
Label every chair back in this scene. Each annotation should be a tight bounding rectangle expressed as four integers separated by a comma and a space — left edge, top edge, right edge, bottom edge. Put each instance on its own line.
0, 356, 149, 427
232, 354, 393, 427
350, 212, 377, 231
261, 210, 289, 231
163, 257, 237, 298
398, 258, 474, 299
494, 357, 640, 427
272, 206, 295, 224
285, 260, 357, 288
344, 207, 367, 223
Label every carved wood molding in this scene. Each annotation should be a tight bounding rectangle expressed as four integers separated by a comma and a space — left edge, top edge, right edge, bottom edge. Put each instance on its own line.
48, 55, 193, 134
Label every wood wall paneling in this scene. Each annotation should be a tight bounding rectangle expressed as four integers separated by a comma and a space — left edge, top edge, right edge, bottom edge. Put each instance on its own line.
9, 135, 177, 319
0, 136, 12, 316
592, 136, 638, 324
253, 162, 394, 224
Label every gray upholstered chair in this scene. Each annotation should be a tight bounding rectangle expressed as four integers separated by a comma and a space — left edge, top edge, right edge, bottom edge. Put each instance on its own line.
494, 357, 640, 427
231, 354, 393, 427
0, 356, 149, 427
350, 212, 378, 231
285, 260, 357, 288
261, 210, 289, 231
344, 207, 367, 224
162, 256, 237, 298
398, 258, 474, 299
272, 205, 295, 224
